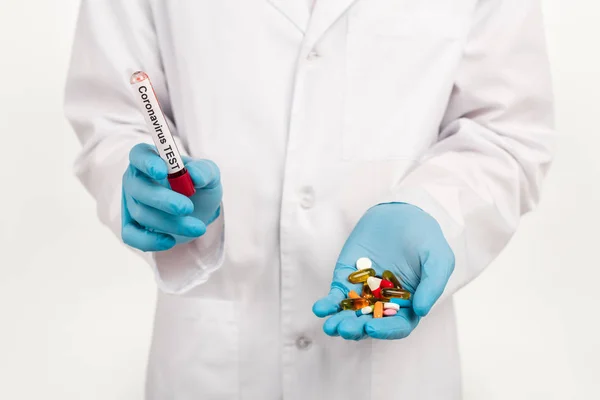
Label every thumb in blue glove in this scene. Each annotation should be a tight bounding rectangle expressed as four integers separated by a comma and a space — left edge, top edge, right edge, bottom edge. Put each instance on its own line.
312, 202, 455, 340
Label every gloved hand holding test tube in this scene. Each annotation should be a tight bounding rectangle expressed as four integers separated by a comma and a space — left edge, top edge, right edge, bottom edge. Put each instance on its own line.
121, 71, 223, 252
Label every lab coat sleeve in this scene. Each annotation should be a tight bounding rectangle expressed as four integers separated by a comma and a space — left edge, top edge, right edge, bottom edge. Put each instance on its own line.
64, 0, 225, 294
384, 0, 555, 304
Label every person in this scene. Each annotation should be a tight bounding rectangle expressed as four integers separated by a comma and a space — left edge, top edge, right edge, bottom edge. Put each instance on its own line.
65, 0, 554, 399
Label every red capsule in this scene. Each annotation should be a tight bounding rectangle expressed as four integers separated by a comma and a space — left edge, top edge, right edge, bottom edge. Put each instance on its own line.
372, 287, 383, 299
380, 279, 394, 289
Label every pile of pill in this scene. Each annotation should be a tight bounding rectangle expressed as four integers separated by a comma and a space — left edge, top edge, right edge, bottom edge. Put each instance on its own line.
340, 257, 411, 318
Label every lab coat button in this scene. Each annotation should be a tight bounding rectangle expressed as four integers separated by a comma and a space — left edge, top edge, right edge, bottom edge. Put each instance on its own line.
299, 187, 315, 209
306, 51, 320, 61
296, 336, 312, 350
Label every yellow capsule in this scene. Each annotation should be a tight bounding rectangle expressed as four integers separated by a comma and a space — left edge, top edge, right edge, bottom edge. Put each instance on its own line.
348, 268, 376, 284
382, 270, 403, 289
340, 298, 371, 310
362, 282, 374, 300
381, 288, 411, 300
362, 282, 372, 294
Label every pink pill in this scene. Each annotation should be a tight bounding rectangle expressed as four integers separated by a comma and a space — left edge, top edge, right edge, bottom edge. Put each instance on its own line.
383, 309, 398, 316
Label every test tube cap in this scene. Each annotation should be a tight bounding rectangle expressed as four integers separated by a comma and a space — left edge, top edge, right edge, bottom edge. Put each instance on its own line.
168, 171, 196, 197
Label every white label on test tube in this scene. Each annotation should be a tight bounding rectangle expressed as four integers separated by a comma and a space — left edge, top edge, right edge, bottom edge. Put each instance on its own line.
130, 72, 185, 174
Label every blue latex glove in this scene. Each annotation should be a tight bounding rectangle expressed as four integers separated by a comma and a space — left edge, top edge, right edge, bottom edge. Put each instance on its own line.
312, 203, 455, 340
121, 143, 222, 252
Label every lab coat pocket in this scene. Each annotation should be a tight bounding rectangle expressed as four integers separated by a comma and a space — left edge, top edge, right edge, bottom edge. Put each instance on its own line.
147, 296, 239, 399
342, 0, 468, 160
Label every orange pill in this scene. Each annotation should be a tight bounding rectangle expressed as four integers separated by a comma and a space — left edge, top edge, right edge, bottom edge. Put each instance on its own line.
374, 301, 384, 319
348, 290, 360, 299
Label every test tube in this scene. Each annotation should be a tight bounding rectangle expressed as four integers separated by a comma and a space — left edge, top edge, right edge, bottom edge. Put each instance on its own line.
130, 71, 195, 197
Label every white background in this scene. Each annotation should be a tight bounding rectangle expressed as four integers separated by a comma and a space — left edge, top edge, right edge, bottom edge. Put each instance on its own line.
0, 1, 596, 399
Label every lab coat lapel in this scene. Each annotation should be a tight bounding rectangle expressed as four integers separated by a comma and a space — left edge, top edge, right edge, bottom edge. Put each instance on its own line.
304, 0, 358, 49
267, 0, 311, 34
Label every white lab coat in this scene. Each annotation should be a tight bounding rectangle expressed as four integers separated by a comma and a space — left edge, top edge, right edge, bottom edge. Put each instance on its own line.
65, 0, 554, 399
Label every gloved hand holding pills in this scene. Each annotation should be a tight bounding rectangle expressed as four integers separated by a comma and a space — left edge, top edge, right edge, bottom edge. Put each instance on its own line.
312, 202, 455, 340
